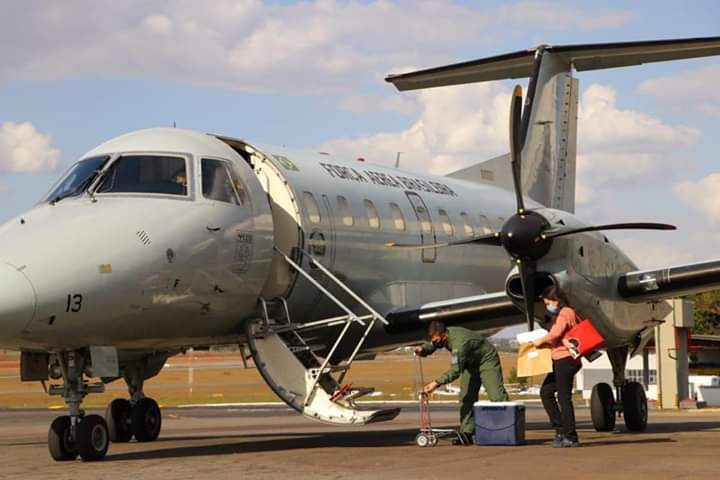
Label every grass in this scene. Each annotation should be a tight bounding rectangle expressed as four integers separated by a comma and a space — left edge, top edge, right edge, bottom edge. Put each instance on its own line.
0, 351, 541, 409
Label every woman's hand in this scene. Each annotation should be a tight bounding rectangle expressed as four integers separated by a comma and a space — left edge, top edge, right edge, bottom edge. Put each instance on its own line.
532, 339, 544, 348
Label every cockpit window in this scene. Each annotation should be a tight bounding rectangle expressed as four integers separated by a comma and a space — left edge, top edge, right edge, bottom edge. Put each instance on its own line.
96, 155, 188, 196
201, 158, 244, 205
42, 155, 110, 203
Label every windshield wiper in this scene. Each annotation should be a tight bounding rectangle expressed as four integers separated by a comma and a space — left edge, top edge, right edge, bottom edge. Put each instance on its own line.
50, 171, 101, 205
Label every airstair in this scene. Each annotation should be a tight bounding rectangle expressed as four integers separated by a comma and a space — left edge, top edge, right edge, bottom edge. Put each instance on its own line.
245, 247, 401, 425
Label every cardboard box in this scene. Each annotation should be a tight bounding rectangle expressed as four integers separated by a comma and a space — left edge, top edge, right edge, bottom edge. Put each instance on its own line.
516, 343, 552, 378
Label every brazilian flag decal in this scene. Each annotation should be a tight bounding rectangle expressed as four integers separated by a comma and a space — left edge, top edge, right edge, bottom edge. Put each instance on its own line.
273, 155, 299, 171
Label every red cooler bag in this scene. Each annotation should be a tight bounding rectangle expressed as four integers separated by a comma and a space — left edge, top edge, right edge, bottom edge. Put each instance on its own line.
564, 318, 604, 359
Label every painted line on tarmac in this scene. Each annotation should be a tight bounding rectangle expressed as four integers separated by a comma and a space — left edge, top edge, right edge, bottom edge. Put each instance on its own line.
177, 399, 542, 408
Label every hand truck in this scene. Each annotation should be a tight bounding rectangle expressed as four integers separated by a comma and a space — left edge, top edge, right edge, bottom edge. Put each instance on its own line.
414, 354, 464, 447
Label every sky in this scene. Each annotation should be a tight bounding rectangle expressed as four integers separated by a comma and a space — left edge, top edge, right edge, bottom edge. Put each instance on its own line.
1, 0, 719, 270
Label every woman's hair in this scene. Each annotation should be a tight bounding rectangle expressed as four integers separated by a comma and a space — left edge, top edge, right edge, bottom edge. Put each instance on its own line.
541, 285, 568, 308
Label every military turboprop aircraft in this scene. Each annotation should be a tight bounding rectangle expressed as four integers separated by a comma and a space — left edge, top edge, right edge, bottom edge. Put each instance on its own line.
1, 36, 720, 461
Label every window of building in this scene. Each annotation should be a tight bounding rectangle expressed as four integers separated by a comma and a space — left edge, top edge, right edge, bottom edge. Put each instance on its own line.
438, 209, 454, 236
201, 158, 246, 205
389, 202, 405, 231
460, 212, 474, 236
626, 369, 656, 385
336, 195, 353, 226
364, 199, 381, 229
96, 155, 188, 196
303, 192, 321, 224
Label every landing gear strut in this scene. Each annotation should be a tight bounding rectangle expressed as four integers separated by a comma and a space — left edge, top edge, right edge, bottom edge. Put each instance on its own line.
47, 351, 110, 461
104, 364, 162, 443
590, 347, 648, 433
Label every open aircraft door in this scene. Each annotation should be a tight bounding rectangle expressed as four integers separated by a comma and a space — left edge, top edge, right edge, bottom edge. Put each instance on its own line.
405, 192, 437, 263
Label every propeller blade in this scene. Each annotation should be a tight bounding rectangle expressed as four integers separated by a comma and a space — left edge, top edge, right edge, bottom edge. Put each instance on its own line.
509, 85, 525, 214
544, 222, 676, 240
517, 260, 537, 331
384, 233, 502, 250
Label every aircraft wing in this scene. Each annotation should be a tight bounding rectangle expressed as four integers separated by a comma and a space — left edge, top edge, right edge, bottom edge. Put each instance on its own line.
385, 291, 522, 334
386, 36, 720, 90
618, 259, 720, 303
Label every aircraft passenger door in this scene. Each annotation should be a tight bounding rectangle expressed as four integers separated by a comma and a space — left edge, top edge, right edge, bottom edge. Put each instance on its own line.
405, 192, 437, 263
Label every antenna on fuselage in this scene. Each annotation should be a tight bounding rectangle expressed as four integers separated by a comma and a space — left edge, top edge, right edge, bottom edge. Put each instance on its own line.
395, 151, 403, 168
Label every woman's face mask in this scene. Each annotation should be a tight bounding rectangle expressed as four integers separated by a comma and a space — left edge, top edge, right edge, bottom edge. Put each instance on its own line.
544, 300, 560, 315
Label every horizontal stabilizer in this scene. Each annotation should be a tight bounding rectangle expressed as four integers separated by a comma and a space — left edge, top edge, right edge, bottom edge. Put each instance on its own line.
386, 36, 720, 90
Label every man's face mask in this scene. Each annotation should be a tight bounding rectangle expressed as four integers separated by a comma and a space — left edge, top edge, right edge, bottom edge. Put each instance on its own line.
431, 335, 447, 349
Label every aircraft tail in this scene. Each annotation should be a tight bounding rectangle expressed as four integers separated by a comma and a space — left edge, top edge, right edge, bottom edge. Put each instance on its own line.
387, 36, 720, 213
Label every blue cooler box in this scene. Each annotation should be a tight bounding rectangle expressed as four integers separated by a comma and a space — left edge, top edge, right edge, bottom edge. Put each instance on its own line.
473, 401, 525, 445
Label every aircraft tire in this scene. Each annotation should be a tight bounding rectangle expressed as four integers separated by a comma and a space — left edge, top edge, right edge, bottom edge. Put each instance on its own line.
590, 383, 616, 432
415, 433, 429, 447
131, 397, 162, 442
106, 398, 133, 442
48, 416, 78, 461
76, 415, 110, 462
622, 381, 648, 432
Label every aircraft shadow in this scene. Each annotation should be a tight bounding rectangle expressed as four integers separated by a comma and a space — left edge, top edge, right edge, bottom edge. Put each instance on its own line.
105, 418, 694, 462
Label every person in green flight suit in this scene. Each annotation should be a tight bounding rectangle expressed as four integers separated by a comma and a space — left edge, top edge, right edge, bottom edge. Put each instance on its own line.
415, 320, 510, 445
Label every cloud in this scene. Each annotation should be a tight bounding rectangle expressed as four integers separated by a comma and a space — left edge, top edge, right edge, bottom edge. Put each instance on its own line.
338, 94, 420, 115
575, 84, 700, 202
638, 64, 720, 116
0, 1, 634, 95
323, 82, 511, 173
322, 83, 701, 191
674, 173, 720, 225
0, 122, 61, 174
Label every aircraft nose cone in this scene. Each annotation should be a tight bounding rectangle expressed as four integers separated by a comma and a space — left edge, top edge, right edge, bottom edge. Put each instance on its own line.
0, 263, 36, 341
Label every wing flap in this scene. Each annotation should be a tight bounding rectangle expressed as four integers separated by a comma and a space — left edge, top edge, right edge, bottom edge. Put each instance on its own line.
618, 259, 720, 303
385, 291, 521, 334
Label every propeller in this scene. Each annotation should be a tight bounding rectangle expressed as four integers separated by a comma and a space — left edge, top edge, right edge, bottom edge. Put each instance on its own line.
385, 84, 676, 331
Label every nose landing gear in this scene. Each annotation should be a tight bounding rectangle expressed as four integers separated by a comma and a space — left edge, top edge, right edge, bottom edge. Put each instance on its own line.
46, 351, 110, 462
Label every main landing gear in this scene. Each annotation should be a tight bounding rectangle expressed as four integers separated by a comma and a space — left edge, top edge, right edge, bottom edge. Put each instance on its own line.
590, 346, 648, 433
47, 351, 109, 461
46, 352, 163, 462
104, 365, 162, 444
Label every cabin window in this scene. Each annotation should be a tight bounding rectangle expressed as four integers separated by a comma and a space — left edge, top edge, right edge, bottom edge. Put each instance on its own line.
96, 155, 189, 196
337, 195, 353, 226
438, 209, 454, 236
415, 205, 432, 234
389, 202, 406, 231
460, 212, 474, 236
201, 158, 246, 205
364, 199, 381, 229
477, 214, 493, 235
303, 192, 321, 224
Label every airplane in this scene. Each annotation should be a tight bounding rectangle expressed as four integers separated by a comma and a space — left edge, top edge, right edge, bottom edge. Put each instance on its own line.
1, 36, 720, 462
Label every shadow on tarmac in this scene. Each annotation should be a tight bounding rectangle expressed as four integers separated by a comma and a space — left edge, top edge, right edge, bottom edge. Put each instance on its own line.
102, 418, 712, 462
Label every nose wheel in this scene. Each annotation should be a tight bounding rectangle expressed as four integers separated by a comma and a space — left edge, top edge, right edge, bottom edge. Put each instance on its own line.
46, 351, 111, 461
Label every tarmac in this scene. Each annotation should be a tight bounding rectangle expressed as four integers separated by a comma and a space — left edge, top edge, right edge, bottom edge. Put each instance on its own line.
0, 403, 719, 479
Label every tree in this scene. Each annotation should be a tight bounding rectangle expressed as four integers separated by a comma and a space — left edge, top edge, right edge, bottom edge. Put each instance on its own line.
691, 291, 720, 335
